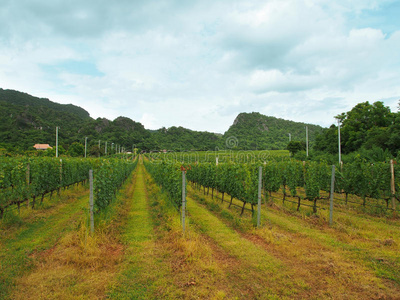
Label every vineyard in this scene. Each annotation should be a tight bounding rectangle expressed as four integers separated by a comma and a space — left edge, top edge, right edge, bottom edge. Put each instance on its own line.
0, 156, 138, 217
1, 154, 400, 299
145, 154, 400, 216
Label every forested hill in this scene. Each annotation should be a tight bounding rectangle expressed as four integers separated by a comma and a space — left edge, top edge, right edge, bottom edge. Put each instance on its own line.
223, 112, 323, 150
0, 88, 324, 153
0, 88, 90, 119
0, 89, 92, 150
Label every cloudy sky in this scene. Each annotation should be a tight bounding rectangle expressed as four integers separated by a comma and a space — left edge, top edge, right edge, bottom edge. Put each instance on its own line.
1, 0, 399, 133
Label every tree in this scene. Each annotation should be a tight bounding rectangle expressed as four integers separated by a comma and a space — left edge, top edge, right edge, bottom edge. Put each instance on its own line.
67, 142, 84, 157
314, 125, 338, 154
316, 101, 394, 154
287, 141, 306, 156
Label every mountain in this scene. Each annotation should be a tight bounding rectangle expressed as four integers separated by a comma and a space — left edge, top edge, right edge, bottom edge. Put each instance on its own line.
77, 116, 151, 153
0, 88, 325, 153
222, 112, 323, 150
0, 88, 90, 119
151, 126, 221, 151
0, 88, 91, 150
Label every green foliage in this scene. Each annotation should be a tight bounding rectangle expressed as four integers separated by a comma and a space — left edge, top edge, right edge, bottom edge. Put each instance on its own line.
263, 161, 281, 195
93, 158, 138, 212
281, 159, 304, 197
304, 161, 331, 200
151, 126, 220, 151
1, 89, 325, 154
315, 101, 399, 156
144, 160, 182, 209
182, 158, 398, 212
0, 157, 92, 215
67, 142, 84, 157
336, 158, 392, 202
222, 112, 323, 150
287, 141, 306, 156
186, 162, 259, 206
0, 89, 90, 151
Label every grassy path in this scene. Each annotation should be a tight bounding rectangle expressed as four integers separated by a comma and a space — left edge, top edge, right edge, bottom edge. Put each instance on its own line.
188, 185, 400, 299
108, 163, 170, 299
6, 170, 141, 300
186, 193, 310, 299
0, 185, 89, 299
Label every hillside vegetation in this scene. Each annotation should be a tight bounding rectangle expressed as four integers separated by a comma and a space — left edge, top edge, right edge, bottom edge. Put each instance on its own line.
223, 112, 322, 150
0, 88, 322, 154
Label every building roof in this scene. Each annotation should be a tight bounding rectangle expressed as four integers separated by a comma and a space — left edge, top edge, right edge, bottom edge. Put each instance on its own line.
33, 144, 53, 150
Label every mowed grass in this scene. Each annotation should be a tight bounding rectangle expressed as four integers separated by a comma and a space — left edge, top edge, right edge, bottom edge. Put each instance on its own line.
2, 160, 399, 299
188, 184, 400, 299
107, 162, 171, 299
110, 162, 250, 299
186, 194, 311, 299
0, 184, 90, 299
3, 172, 139, 300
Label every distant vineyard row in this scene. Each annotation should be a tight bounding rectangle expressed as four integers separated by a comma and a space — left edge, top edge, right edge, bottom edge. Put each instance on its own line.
0, 157, 137, 217
144, 157, 400, 214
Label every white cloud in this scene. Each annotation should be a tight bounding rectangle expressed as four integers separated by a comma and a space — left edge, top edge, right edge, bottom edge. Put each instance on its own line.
0, 0, 399, 134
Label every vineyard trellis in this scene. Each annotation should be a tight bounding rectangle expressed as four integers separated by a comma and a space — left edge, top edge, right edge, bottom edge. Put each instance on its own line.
143, 160, 183, 210
181, 159, 400, 216
93, 158, 138, 212
0, 157, 92, 217
0, 156, 139, 218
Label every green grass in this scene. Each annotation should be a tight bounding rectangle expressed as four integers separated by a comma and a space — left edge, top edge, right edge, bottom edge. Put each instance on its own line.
108, 163, 170, 299
186, 194, 310, 299
0, 186, 89, 299
188, 184, 400, 298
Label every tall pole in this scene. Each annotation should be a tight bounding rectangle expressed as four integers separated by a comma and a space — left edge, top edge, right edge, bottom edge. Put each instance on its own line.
85, 137, 87, 158
306, 126, 309, 157
338, 120, 341, 165
329, 165, 335, 226
289, 133, 291, 142
257, 166, 262, 228
182, 170, 186, 234
56, 126, 59, 158
98, 140, 101, 157
391, 159, 396, 211
89, 170, 94, 234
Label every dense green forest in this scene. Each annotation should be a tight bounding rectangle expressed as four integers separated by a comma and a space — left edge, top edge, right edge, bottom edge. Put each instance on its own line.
222, 112, 322, 150
1, 88, 398, 160
0, 89, 323, 155
0, 89, 90, 152
314, 101, 400, 159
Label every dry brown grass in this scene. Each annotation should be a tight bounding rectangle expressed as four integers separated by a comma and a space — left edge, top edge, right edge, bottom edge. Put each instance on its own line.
7, 175, 138, 300
10, 223, 123, 300
189, 184, 400, 299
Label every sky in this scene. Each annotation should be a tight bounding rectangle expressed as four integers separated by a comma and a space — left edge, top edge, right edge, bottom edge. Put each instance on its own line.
1, 0, 400, 133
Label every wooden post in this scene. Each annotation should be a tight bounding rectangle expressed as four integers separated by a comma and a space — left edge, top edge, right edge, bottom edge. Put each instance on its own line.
89, 170, 94, 235
58, 159, 62, 195
26, 163, 30, 207
257, 166, 262, 228
182, 170, 186, 235
390, 159, 396, 211
329, 165, 335, 226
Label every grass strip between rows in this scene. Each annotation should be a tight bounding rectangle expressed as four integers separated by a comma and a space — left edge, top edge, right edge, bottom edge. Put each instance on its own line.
0, 185, 89, 299
108, 163, 170, 299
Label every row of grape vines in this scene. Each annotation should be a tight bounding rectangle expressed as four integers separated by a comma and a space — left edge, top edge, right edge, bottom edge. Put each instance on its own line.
94, 158, 138, 211
0, 157, 138, 217
184, 158, 400, 214
143, 160, 183, 209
